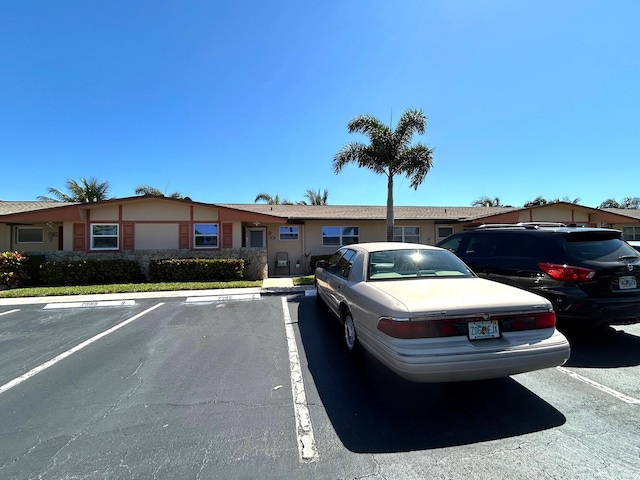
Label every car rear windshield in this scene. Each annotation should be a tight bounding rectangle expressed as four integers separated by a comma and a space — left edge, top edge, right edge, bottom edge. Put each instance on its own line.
368, 249, 473, 280
561, 233, 640, 262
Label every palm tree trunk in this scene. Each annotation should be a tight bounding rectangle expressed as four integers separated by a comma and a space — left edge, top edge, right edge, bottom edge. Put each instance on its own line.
386, 175, 394, 242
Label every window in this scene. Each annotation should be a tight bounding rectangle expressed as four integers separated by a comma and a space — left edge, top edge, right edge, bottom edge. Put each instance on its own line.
393, 226, 420, 243
194, 224, 218, 248
16, 227, 43, 243
623, 226, 640, 241
322, 226, 359, 247
91, 224, 119, 250
437, 226, 454, 242
279, 226, 299, 240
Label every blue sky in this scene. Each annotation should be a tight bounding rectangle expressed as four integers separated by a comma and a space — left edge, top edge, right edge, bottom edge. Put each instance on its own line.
1, 1, 638, 208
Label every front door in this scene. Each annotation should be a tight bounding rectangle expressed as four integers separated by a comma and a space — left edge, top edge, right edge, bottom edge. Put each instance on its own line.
247, 227, 266, 248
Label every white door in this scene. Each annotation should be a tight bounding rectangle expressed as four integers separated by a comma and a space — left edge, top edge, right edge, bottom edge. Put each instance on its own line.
247, 228, 266, 248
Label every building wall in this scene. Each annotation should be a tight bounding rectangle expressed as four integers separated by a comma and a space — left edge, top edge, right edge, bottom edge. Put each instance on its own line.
121, 200, 191, 221
136, 224, 180, 249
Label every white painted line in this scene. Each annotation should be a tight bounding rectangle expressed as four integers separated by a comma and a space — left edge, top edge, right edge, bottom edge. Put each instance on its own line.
305, 290, 316, 297
0, 308, 20, 317
0, 303, 164, 396
185, 293, 261, 303
281, 296, 318, 462
43, 300, 136, 309
557, 366, 640, 405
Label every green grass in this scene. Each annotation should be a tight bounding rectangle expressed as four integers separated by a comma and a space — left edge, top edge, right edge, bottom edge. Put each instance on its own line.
0, 276, 315, 298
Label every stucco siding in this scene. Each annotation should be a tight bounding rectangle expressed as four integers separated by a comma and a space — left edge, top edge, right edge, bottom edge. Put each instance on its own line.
122, 201, 190, 221
193, 206, 219, 222
90, 205, 119, 221
136, 224, 179, 249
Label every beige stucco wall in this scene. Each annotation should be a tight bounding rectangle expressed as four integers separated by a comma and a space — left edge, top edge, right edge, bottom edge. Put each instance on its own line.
90, 205, 119, 221
516, 205, 594, 223
193, 205, 219, 222
121, 201, 191, 221
136, 224, 180, 249
0, 224, 10, 251
11, 224, 59, 253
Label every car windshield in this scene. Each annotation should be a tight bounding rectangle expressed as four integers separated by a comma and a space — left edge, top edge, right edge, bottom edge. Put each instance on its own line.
368, 249, 473, 280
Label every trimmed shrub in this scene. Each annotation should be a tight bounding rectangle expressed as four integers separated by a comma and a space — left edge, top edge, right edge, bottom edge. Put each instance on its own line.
39, 259, 142, 286
148, 258, 244, 282
309, 255, 332, 271
0, 251, 30, 288
23, 254, 47, 286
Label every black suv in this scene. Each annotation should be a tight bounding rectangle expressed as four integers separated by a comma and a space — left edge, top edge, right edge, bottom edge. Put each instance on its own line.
436, 224, 640, 327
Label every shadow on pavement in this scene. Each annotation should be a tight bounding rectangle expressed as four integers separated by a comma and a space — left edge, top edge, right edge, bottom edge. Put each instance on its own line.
296, 297, 566, 453
560, 325, 640, 368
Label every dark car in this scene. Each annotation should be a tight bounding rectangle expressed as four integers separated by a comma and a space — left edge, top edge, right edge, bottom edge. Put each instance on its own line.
436, 224, 640, 328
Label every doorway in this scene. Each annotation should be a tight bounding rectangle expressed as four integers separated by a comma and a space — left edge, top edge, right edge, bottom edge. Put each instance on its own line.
247, 227, 266, 248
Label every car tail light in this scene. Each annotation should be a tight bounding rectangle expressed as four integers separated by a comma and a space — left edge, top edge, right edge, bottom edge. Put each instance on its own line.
538, 262, 596, 282
377, 311, 556, 339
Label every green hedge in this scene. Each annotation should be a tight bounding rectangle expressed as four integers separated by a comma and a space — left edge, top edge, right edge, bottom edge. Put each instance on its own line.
309, 255, 332, 271
39, 259, 143, 286
148, 258, 244, 282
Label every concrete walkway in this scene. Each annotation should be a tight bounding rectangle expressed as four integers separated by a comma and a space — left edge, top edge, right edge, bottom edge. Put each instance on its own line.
261, 277, 295, 288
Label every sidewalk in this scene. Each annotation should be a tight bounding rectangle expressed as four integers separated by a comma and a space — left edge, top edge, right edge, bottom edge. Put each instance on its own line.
0, 279, 312, 306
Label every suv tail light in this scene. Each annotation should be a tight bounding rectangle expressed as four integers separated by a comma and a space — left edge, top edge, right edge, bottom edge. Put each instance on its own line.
538, 262, 596, 282
377, 311, 556, 339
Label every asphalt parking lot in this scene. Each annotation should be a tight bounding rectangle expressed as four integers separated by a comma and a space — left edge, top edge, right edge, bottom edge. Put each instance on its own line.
1, 291, 639, 479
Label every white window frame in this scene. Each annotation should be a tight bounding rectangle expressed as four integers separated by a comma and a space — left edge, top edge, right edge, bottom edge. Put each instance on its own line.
279, 225, 299, 240
393, 226, 420, 243
16, 226, 44, 243
622, 226, 640, 241
194, 223, 219, 249
91, 224, 119, 250
322, 226, 359, 247
437, 225, 455, 242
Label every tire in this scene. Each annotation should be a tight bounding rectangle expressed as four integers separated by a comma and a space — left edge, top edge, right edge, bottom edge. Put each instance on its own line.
343, 310, 359, 353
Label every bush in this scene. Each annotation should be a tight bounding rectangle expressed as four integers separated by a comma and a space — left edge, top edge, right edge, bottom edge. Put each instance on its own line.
148, 258, 244, 282
309, 255, 332, 271
39, 259, 142, 286
0, 251, 30, 288
23, 254, 47, 286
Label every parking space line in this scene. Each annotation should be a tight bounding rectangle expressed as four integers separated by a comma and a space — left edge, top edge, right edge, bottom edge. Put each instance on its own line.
557, 366, 640, 405
0, 309, 20, 317
0, 303, 164, 396
281, 296, 318, 462
43, 300, 136, 309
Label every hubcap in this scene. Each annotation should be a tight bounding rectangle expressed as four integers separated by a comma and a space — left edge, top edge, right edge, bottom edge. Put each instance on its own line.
344, 315, 356, 350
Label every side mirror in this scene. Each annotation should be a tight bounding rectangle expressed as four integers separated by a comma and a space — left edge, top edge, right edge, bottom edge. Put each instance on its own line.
316, 260, 328, 269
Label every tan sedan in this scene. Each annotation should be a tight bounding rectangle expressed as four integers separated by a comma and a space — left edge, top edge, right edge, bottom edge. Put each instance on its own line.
314, 242, 570, 382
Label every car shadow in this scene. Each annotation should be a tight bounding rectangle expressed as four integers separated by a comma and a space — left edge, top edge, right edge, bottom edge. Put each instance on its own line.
559, 325, 640, 368
297, 298, 566, 453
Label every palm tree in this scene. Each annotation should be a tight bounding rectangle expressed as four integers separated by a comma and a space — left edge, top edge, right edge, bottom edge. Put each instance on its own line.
37, 177, 112, 203
472, 196, 502, 207
524, 196, 549, 207
254, 192, 293, 205
333, 108, 434, 241
135, 185, 183, 199
298, 188, 329, 205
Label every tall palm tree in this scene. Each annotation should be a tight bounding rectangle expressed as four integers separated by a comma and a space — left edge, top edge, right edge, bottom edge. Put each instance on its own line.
472, 196, 502, 207
37, 177, 112, 203
135, 185, 183, 199
298, 188, 329, 205
254, 192, 293, 205
334, 108, 434, 241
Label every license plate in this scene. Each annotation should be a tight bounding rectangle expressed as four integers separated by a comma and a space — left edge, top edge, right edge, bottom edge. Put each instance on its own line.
619, 276, 637, 290
468, 320, 500, 340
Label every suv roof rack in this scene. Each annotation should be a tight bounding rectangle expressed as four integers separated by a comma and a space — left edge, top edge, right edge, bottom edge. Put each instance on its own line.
474, 222, 567, 230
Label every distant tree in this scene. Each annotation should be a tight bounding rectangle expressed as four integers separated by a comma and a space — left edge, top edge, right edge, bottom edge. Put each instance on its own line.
622, 197, 640, 209
254, 192, 293, 205
334, 108, 434, 241
524, 196, 549, 207
599, 197, 640, 209
135, 185, 183, 199
599, 198, 620, 208
37, 177, 112, 203
471, 196, 503, 207
549, 197, 581, 204
297, 188, 329, 205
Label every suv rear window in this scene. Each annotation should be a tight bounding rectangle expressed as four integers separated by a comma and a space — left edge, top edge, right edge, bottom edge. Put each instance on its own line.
562, 236, 638, 262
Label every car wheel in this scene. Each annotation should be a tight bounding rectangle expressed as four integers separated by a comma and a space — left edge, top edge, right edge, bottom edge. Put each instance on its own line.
343, 311, 359, 353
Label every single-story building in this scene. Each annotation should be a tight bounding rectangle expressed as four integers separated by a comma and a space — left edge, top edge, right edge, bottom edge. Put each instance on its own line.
1, 196, 639, 279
